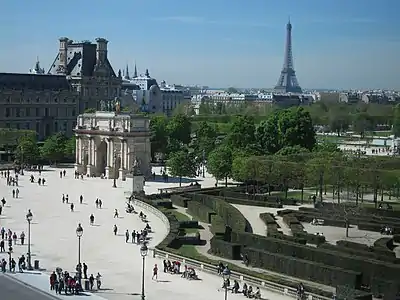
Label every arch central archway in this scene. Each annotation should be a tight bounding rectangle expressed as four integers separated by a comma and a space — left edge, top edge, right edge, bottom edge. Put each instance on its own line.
96, 140, 108, 176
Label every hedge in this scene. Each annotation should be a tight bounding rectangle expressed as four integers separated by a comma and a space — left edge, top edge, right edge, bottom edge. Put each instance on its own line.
244, 247, 362, 288
222, 196, 283, 208
188, 193, 252, 233
210, 236, 242, 260
336, 285, 372, 300
293, 231, 326, 245
394, 234, 400, 243
171, 194, 191, 208
318, 243, 399, 264
179, 220, 199, 229
187, 201, 216, 223
336, 240, 371, 252
219, 190, 298, 205
267, 232, 307, 245
210, 214, 226, 235
372, 238, 395, 257
358, 222, 384, 232
230, 232, 400, 290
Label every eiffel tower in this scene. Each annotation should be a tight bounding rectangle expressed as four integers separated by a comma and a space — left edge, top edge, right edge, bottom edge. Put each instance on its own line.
274, 20, 302, 93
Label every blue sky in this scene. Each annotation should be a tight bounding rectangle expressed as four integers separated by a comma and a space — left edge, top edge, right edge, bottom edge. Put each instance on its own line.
0, 0, 399, 90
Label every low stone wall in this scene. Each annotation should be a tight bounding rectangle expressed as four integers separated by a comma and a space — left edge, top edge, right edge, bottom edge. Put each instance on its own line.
133, 199, 171, 234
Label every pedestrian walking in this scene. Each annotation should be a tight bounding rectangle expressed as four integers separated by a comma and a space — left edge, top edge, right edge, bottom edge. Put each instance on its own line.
80, 195, 83, 204
113, 225, 118, 236
70, 203, 74, 212
125, 230, 129, 243
90, 214, 95, 225
114, 209, 119, 218
152, 264, 158, 280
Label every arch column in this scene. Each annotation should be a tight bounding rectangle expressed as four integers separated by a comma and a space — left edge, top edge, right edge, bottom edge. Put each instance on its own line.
119, 138, 127, 181
86, 136, 95, 175
105, 137, 113, 178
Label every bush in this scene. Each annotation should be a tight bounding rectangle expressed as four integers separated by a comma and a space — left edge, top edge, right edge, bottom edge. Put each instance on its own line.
318, 243, 399, 263
358, 222, 383, 232
267, 232, 307, 245
293, 231, 326, 245
244, 247, 362, 288
394, 234, 400, 243
221, 196, 283, 208
282, 214, 301, 226
179, 220, 199, 229
171, 194, 191, 208
187, 201, 216, 223
189, 193, 251, 233
154, 200, 173, 209
372, 238, 395, 257
210, 236, 242, 260
336, 285, 373, 300
231, 232, 400, 288
210, 215, 226, 235
336, 240, 371, 252
259, 213, 276, 225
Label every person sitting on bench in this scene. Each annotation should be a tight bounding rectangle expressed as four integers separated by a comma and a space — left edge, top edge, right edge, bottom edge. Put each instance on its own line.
253, 287, 261, 299
246, 285, 253, 298
242, 283, 248, 297
187, 267, 197, 280
231, 280, 240, 293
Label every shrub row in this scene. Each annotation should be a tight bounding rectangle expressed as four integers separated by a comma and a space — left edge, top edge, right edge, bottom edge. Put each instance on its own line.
230, 231, 400, 288
210, 236, 242, 260
358, 222, 385, 232
187, 201, 216, 223
244, 247, 362, 288
318, 243, 399, 264
210, 215, 226, 235
336, 285, 372, 300
372, 238, 395, 257
170, 194, 191, 208
336, 240, 370, 252
394, 234, 400, 243
188, 193, 252, 233
221, 196, 282, 208
179, 220, 199, 229
219, 190, 298, 205
282, 214, 326, 245
267, 232, 307, 245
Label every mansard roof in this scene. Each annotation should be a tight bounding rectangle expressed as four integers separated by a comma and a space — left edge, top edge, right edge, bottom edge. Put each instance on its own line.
48, 41, 116, 77
0, 73, 71, 90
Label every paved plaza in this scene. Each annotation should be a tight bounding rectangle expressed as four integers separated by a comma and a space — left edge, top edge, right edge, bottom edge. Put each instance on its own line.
0, 167, 292, 300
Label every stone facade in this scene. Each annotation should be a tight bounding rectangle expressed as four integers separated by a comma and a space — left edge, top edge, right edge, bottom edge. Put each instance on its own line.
0, 73, 79, 140
74, 111, 151, 180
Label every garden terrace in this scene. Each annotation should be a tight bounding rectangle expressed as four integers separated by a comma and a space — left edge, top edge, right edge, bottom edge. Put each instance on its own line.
155, 187, 400, 298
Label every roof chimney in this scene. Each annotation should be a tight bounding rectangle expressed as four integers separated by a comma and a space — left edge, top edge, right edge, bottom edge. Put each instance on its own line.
95, 37, 108, 65
58, 37, 69, 74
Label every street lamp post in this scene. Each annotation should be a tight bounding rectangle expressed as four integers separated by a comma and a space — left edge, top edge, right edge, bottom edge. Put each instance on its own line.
113, 151, 117, 188
26, 211, 33, 270
8, 246, 13, 272
222, 268, 231, 300
21, 146, 24, 175
76, 223, 83, 288
140, 244, 148, 300
76, 223, 83, 265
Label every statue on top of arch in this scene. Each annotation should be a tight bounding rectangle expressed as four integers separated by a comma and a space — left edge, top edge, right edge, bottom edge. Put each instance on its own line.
99, 97, 122, 114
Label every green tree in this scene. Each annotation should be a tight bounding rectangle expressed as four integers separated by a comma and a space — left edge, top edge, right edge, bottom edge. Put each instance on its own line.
167, 149, 197, 186
194, 121, 217, 158
352, 112, 373, 138
277, 107, 316, 151
226, 115, 256, 150
207, 145, 233, 186
393, 104, 400, 137
167, 113, 192, 145
328, 113, 350, 136
256, 113, 281, 154
64, 136, 76, 159
150, 115, 169, 160
41, 133, 68, 164
15, 135, 40, 165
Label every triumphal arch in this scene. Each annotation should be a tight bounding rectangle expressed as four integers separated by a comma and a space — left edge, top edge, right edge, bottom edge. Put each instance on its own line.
74, 100, 151, 180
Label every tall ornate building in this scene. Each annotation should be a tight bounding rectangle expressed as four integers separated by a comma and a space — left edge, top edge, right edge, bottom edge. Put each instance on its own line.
0, 37, 122, 141
48, 37, 122, 113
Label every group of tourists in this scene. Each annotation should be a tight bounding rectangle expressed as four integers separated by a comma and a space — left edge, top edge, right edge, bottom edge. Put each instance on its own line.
49, 266, 102, 295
